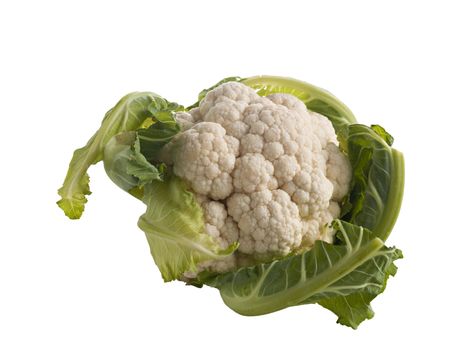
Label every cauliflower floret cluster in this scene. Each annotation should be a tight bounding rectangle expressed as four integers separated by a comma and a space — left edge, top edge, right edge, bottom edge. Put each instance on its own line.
170, 122, 239, 200
165, 82, 351, 274
227, 190, 302, 257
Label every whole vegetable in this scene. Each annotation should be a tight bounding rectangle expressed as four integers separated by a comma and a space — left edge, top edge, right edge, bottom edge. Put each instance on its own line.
57, 76, 404, 328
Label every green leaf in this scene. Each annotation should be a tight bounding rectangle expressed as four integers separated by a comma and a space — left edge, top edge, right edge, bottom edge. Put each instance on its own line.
339, 124, 405, 240
136, 112, 181, 162
56, 172, 91, 219
57, 92, 178, 219
318, 248, 402, 328
102, 104, 181, 196
103, 131, 141, 192
318, 291, 376, 328
102, 131, 166, 197
203, 220, 400, 327
138, 175, 238, 282
371, 124, 394, 146
126, 137, 167, 185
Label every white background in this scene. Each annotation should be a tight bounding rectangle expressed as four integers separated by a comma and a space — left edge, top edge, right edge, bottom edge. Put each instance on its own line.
1, 0, 465, 349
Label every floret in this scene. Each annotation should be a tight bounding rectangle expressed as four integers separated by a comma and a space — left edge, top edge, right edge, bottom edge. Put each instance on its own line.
227, 190, 302, 257
170, 122, 239, 200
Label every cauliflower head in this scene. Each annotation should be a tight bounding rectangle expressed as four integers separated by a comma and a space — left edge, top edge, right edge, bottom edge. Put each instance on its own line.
162, 82, 351, 275
58, 76, 404, 327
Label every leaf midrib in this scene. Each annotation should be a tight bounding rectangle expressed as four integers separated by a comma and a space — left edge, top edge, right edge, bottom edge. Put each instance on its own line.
220, 237, 385, 316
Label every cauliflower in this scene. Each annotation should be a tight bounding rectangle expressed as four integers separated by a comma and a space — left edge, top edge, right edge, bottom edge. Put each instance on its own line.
162, 82, 351, 274
59, 76, 404, 327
